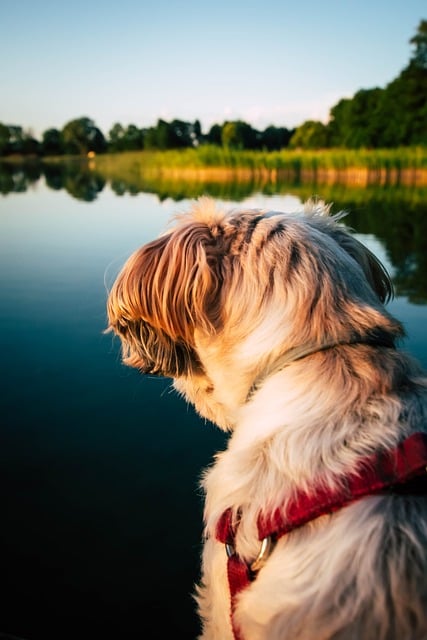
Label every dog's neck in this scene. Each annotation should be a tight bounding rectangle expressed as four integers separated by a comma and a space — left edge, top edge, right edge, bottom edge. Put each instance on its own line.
247, 328, 396, 402
227, 328, 397, 454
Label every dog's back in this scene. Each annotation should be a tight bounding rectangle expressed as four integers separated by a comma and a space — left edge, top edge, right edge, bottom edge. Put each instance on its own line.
107, 198, 427, 640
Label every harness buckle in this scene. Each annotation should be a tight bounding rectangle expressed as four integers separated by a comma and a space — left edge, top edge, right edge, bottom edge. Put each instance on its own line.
225, 535, 274, 574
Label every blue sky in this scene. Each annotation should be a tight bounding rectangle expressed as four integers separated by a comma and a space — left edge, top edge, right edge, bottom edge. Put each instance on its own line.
1, 0, 425, 138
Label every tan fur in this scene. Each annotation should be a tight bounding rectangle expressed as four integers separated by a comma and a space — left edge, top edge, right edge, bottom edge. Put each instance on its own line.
107, 197, 427, 639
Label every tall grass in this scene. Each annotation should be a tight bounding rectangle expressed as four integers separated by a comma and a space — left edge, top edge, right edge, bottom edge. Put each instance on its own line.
94, 145, 427, 169
92, 146, 427, 187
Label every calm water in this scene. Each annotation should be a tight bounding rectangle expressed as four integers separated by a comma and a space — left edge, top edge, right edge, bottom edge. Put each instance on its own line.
1, 168, 427, 639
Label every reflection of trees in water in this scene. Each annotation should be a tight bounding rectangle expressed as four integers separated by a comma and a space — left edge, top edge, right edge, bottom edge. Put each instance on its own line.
0, 161, 106, 201
0, 161, 41, 194
108, 174, 261, 201
1, 161, 426, 302
43, 162, 106, 201
340, 197, 427, 304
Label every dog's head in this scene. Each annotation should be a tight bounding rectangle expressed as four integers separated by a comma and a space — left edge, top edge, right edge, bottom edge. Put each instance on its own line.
107, 197, 402, 429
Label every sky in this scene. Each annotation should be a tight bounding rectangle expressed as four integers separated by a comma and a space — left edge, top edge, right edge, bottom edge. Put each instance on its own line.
1, 0, 426, 139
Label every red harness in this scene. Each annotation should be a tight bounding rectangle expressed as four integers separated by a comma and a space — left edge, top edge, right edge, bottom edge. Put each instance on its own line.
216, 432, 427, 640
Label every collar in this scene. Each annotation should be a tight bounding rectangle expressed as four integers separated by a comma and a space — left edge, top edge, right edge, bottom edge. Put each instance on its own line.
216, 432, 427, 640
247, 328, 396, 402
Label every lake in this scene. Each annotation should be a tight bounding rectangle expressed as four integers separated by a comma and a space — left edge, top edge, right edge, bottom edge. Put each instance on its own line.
1, 163, 427, 639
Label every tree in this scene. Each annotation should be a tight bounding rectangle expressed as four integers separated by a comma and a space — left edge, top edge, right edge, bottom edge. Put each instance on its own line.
21, 135, 41, 156
143, 119, 175, 149
206, 124, 222, 145
169, 119, 194, 147
155, 119, 174, 149
109, 123, 144, 151
290, 120, 329, 149
0, 123, 11, 155
259, 125, 294, 150
124, 124, 144, 150
192, 119, 202, 145
42, 128, 63, 155
365, 21, 427, 147
6, 126, 25, 154
410, 19, 427, 69
327, 89, 383, 148
108, 123, 126, 152
143, 119, 197, 149
0, 124, 41, 156
221, 120, 259, 149
325, 21, 427, 148
61, 117, 106, 155
379, 65, 427, 146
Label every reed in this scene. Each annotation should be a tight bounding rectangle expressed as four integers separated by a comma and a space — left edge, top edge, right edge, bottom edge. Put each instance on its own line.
92, 146, 427, 187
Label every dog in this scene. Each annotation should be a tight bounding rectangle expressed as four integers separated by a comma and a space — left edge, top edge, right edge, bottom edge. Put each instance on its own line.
106, 197, 427, 640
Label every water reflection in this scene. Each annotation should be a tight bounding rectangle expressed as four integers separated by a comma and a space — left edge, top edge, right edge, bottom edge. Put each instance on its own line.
0, 170, 426, 640
44, 162, 106, 201
1, 160, 426, 303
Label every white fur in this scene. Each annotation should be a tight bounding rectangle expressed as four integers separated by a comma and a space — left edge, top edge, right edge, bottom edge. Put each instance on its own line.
107, 198, 427, 640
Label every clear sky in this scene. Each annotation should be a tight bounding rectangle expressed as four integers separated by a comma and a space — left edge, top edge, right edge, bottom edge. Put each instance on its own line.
1, 0, 425, 138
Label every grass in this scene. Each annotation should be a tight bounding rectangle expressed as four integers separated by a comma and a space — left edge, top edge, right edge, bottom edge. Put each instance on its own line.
91, 146, 427, 188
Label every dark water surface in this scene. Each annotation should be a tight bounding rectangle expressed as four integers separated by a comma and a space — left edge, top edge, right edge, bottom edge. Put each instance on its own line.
1, 173, 426, 639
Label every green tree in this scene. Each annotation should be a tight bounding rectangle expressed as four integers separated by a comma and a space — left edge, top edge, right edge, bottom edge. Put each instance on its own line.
6, 126, 25, 154
108, 123, 126, 151
123, 124, 144, 150
221, 120, 258, 149
0, 123, 11, 155
155, 119, 174, 149
327, 89, 383, 147
144, 119, 175, 149
206, 123, 222, 145
260, 125, 294, 150
192, 119, 202, 145
0, 124, 41, 156
42, 128, 63, 155
290, 120, 329, 149
21, 135, 41, 156
368, 21, 427, 147
382, 67, 427, 146
326, 21, 427, 148
169, 119, 194, 147
62, 117, 106, 155
109, 123, 144, 151
410, 19, 427, 69
143, 119, 197, 149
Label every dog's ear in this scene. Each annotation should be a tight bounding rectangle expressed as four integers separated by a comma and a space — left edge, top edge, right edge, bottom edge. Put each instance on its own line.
108, 221, 222, 346
331, 227, 394, 304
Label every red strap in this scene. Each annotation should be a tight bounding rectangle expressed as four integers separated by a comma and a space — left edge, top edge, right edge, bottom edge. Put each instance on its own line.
227, 555, 252, 640
258, 432, 427, 539
216, 509, 252, 639
216, 432, 427, 640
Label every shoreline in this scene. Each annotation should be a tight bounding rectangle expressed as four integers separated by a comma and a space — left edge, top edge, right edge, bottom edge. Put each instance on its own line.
2, 147, 427, 188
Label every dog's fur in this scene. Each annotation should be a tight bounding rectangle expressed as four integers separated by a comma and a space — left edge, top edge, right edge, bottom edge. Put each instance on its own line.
107, 197, 427, 640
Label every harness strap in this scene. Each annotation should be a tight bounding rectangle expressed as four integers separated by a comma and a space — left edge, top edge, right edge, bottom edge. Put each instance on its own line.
216, 432, 427, 640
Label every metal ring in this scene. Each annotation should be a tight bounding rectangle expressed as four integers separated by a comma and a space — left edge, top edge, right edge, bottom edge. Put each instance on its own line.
250, 536, 273, 573
225, 536, 273, 573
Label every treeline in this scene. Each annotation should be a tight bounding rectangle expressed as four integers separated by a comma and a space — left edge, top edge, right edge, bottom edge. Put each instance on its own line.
0, 117, 294, 157
1, 20, 426, 158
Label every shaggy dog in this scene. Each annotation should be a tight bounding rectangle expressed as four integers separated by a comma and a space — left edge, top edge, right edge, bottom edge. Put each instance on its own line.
106, 198, 427, 640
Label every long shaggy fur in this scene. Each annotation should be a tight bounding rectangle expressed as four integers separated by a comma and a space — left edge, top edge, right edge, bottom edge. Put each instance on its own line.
107, 197, 427, 639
